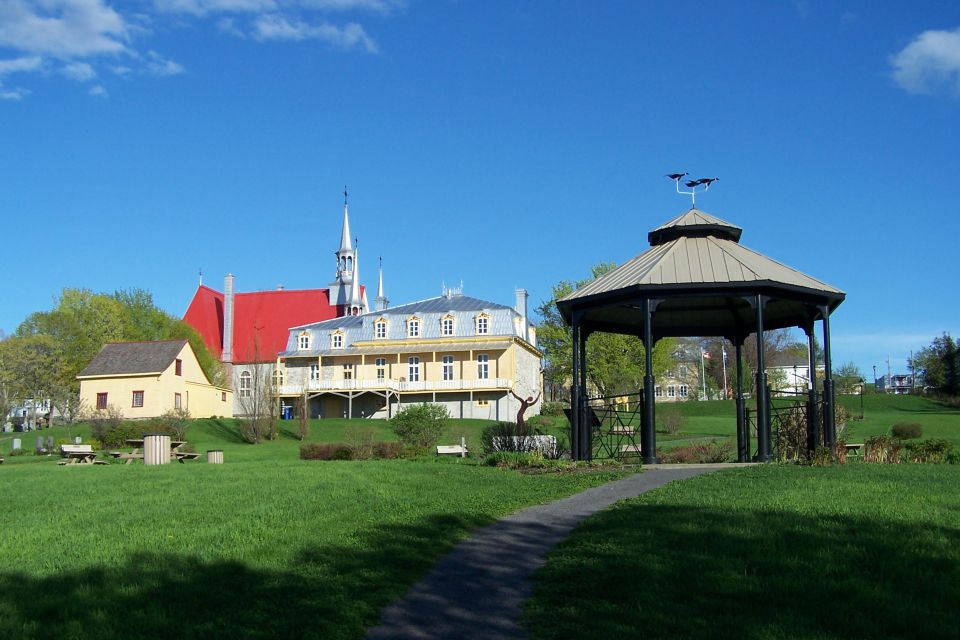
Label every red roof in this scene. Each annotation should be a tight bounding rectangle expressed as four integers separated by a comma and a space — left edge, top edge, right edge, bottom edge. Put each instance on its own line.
183, 285, 347, 363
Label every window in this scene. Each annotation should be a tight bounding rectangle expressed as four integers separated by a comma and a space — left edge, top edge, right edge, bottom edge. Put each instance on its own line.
298, 332, 311, 350
331, 332, 343, 349
375, 358, 386, 381
221, 391, 227, 402
343, 363, 353, 380
375, 319, 387, 339
407, 317, 420, 338
408, 356, 420, 382
476, 314, 489, 335
679, 365, 688, 377
132, 390, 144, 408
477, 354, 489, 380
174, 393, 182, 409
272, 369, 284, 388
679, 384, 689, 398
667, 385, 676, 398
441, 316, 454, 336
309, 364, 320, 382
442, 355, 454, 381
476, 399, 489, 407
239, 371, 252, 398
655, 386, 663, 398
96, 392, 108, 410
175, 359, 183, 376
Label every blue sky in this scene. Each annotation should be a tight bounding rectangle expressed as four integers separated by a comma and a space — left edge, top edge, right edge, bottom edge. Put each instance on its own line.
2, 1, 958, 379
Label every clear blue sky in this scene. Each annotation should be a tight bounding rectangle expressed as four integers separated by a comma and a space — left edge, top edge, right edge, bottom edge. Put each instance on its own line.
2, 1, 958, 380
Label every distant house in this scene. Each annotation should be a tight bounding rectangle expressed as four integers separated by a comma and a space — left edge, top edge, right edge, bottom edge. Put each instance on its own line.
77, 340, 233, 419
656, 346, 701, 402
876, 374, 913, 395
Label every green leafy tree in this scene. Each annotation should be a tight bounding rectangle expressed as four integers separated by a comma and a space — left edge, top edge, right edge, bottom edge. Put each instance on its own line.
912, 333, 959, 396
391, 403, 450, 448
536, 262, 675, 400
833, 362, 864, 395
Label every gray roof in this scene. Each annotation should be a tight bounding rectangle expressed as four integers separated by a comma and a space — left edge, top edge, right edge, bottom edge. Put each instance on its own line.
291, 294, 514, 331
77, 340, 187, 377
563, 208, 843, 303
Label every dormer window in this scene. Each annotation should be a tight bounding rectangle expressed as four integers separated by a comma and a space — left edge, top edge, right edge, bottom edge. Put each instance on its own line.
375, 318, 387, 339
475, 313, 490, 335
298, 332, 311, 351
407, 316, 420, 338
331, 331, 344, 349
441, 315, 455, 337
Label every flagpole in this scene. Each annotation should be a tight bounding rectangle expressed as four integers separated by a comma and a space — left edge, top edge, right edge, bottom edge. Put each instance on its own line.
701, 349, 707, 400
722, 347, 728, 400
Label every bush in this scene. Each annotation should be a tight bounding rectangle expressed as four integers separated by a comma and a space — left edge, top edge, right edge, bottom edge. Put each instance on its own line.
864, 435, 904, 464
891, 422, 923, 441
373, 441, 404, 459
155, 408, 192, 440
657, 406, 687, 435
92, 421, 174, 449
658, 440, 732, 464
300, 443, 354, 460
811, 446, 834, 467
84, 404, 124, 445
906, 439, 954, 464
300, 441, 405, 461
481, 421, 532, 454
540, 401, 567, 417
391, 404, 449, 448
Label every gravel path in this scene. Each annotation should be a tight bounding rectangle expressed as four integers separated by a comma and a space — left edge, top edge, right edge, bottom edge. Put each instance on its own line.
366, 466, 721, 639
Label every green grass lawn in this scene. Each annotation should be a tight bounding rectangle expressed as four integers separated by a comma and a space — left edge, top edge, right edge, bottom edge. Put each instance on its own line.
0, 452, 624, 639
525, 464, 960, 639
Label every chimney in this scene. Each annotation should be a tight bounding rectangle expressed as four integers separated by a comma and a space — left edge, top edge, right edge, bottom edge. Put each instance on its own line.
223, 273, 235, 363
515, 288, 528, 342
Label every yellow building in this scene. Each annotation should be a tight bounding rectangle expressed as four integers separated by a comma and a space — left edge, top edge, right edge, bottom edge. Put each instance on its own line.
77, 340, 233, 419
271, 288, 542, 420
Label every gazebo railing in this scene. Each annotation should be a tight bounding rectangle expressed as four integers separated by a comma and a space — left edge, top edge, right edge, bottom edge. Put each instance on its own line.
583, 391, 644, 461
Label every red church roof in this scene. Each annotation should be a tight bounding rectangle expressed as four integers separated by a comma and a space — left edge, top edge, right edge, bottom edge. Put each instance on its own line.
183, 285, 348, 363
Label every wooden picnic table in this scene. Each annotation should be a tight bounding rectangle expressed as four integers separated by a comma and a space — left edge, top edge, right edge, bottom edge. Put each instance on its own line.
110, 439, 199, 464
58, 444, 107, 465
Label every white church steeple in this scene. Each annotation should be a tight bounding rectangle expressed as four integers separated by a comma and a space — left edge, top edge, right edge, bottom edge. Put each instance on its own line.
329, 187, 368, 316
374, 257, 389, 312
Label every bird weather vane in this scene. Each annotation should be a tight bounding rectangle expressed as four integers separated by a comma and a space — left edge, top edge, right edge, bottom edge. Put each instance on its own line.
666, 172, 719, 207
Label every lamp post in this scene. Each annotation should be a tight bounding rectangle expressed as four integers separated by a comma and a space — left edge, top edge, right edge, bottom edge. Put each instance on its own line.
859, 378, 865, 420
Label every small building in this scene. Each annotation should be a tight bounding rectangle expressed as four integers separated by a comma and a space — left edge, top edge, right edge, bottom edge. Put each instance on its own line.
876, 374, 914, 395
77, 340, 233, 418
270, 288, 542, 420
656, 346, 701, 402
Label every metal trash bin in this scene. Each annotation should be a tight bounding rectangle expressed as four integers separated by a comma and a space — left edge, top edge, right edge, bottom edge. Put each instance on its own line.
207, 449, 224, 464
144, 433, 171, 466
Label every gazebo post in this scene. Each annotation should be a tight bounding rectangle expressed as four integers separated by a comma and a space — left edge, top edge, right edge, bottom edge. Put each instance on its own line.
821, 305, 836, 451
734, 336, 748, 463
579, 327, 590, 460
754, 295, 772, 462
804, 322, 820, 454
641, 298, 658, 465
570, 311, 583, 461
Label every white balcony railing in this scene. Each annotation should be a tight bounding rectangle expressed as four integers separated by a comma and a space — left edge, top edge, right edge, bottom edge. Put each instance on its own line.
277, 378, 512, 395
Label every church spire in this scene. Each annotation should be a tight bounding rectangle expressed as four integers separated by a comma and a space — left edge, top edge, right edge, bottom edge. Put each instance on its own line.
349, 243, 362, 315
339, 186, 353, 252
375, 257, 389, 311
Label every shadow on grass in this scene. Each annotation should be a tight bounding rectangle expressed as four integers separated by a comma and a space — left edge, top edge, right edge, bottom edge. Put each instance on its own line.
525, 504, 960, 640
201, 418, 249, 445
0, 513, 491, 640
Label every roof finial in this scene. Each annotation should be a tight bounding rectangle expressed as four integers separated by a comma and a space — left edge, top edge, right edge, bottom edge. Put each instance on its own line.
666, 172, 719, 207
198, 268, 203, 286
344, 185, 348, 206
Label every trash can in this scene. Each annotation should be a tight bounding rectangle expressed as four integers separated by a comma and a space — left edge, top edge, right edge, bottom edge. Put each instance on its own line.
282, 406, 292, 420
144, 433, 171, 466
207, 449, 224, 464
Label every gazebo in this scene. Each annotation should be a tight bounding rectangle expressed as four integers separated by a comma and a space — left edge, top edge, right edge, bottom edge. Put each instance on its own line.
556, 208, 845, 464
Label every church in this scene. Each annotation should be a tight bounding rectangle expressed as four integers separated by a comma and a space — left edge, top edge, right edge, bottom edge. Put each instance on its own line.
182, 195, 542, 420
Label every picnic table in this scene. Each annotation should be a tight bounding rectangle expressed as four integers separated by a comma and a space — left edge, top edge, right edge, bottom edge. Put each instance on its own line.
58, 444, 107, 465
110, 438, 200, 464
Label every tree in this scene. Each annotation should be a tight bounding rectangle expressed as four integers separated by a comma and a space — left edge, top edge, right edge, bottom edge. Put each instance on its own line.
833, 362, 864, 395
236, 334, 278, 443
912, 333, 959, 396
536, 263, 675, 401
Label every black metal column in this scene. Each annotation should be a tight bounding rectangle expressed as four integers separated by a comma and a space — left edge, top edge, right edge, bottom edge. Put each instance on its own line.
570, 315, 581, 461
755, 295, 772, 462
641, 298, 657, 464
821, 306, 836, 450
579, 328, 590, 460
806, 323, 820, 454
735, 338, 748, 463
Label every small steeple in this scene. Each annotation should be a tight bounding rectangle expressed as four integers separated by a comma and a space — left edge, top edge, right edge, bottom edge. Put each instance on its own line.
375, 257, 389, 311
349, 244, 363, 315
339, 186, 353, 253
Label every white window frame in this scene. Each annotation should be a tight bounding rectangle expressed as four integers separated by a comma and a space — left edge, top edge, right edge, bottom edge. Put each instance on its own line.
272, 369, 284, 388
655, 386, 662, 398
679, 384, 689, 398
667, 385, 676, 398
239, 371, 252, 398
441, 316, 455, 337
375, 357, 386, 381
442, 355, 454, 381
408, 356, 420, 382
309, 364, 320, 382
407, 318, 420, 338
331, 332, 343, 349
343, 363, 353, 380
476, 314, 489, 335
477, 353, 489, 380
679, 364, 688, 378
298, 332, 310, 351
375, 320, 387, 339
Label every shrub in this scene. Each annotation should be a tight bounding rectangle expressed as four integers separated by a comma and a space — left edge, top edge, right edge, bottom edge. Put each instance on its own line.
891, 422, 923, 441
658, 440, 732, 464
906, 439, 954, 464
657, 406, 687, 435
481, 421, 532, 454
540, 401, 567, 417
155, 408, 192, 440
811, 446, 834, 467
372, 441, 404, 459
300, 441, 405, 461
347, 427, 377, 460
300, 443, 354, 460
391, 404, 449, 448
864, 435, 904, 464
84, 404, 124, 445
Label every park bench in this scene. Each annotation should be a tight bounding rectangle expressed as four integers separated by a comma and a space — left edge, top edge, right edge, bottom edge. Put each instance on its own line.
843, 443, 864, 458
619, 443, 643, 457
436, 444, 468, 457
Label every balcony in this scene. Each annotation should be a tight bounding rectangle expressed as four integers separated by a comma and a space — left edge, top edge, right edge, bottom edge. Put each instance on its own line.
277, 378, 513, 395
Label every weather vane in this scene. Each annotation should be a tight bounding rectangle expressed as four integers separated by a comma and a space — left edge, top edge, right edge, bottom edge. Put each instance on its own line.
344, 185, 348, 205
666, 172, 719, 207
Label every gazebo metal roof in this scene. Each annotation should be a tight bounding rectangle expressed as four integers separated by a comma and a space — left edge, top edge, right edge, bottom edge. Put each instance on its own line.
558, 208, 845, 340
